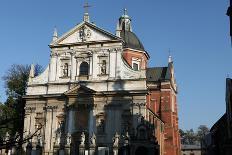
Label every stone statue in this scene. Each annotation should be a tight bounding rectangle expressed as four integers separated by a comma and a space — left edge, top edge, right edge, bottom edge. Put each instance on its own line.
123, 132, 130, 146
37, 134, 42, 146
112, 132, 120, 147
55, 130, 61, 145
66, 133, 72, 145
15, 132, 20, 143
90, 133, 96, 147
80, 132, 85, 146
5, 132, 10, 142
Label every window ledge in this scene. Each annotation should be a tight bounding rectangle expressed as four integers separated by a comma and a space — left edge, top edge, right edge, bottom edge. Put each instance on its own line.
60, 76, 70, 79
97, 74, 109, 76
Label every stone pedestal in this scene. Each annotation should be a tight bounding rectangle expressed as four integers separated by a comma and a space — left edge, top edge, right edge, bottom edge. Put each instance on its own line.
59, 149, 65, 155
11, 146, 16, 155
36, 145, 42, 155
64, 144, 71, 155
26, 142, 32, 155
89, 146, 96, 155
113, 147, 118, 155
79, 146, 85, 155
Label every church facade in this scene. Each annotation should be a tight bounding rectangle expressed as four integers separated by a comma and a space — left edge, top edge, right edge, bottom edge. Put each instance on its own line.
23, 9, 180, 155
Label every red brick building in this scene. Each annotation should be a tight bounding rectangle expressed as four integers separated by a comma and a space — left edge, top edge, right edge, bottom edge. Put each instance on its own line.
120, 10, 181, 155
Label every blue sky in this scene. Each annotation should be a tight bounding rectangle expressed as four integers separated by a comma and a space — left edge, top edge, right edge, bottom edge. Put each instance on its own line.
0, 0, 231, 130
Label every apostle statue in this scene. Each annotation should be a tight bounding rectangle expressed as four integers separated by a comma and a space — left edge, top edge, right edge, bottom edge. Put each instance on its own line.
80, 132, 85, 146
66, 133, 72, 145
90, 133, 96, 147
112, 132, 120, 147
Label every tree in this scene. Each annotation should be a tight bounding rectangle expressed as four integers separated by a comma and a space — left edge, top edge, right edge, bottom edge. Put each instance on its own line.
196, 125, 209, 141
180, 125, 209, 145
185, 129, 197, 145
0, 64, 43, 150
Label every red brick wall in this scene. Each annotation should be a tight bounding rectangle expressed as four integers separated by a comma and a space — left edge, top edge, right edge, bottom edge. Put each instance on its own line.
147, 82, 181, 155
123, 49, 148, 69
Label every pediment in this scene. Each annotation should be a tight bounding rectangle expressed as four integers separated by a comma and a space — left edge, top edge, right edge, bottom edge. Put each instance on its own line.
50, 22, 122, 46
64, 84, 95, 96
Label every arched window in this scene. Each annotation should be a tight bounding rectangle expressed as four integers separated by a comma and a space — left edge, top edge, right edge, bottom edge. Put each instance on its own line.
63, 63, 69, 77
79, 62, 89, 75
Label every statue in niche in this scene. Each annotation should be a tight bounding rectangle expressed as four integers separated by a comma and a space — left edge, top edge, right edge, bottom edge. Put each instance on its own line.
100, 60, 107, 74
63, 63, 69, 77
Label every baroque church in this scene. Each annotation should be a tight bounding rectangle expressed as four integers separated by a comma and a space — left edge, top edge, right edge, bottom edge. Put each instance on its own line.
23, 8, 180, 155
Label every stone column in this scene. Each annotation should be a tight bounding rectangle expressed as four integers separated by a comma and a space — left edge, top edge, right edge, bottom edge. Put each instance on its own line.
49, 52, 58, 81
70, 51, 76, 81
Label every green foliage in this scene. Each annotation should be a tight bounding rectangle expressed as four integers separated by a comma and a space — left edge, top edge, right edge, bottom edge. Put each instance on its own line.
2, 64, 43, 97
180, 125, 210, 145
0, 64, 43, 140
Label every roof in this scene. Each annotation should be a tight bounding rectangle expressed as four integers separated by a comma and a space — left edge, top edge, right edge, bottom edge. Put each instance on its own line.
120, 30, 145, 51
50, 21, 122, 46
146, 67, 171, 82
210, 113, 226, 132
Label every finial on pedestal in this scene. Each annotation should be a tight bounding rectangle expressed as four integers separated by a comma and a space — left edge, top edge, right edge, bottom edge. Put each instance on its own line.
168, 49, 173, 63
52, 27, 58, 41
30, 64, 35, 78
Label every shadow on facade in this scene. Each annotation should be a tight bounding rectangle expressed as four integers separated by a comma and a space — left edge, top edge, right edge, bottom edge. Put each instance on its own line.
24, 78, 159, 155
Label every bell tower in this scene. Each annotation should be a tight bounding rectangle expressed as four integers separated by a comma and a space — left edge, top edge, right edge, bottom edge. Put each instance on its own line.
116, 9, 149, 71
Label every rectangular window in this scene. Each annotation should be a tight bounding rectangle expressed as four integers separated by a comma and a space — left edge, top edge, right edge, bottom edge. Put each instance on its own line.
132, 57, 141, 71
133, 63, 139, 71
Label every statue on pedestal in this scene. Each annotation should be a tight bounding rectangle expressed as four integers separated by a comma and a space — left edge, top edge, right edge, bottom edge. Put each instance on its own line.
90, 133, 96, 147
123, 132, 130, 146
66, 133, 72, 145
80, 132, 85, 146
5, 132, 10, 143
112, 132, 120, 147
55, 130, 61, 146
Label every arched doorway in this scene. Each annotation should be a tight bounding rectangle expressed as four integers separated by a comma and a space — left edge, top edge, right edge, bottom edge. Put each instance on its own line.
135, 146, 148, 155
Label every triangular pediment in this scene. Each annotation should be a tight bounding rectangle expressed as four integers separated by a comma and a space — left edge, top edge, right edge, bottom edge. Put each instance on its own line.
64, 84, 95, 96
50, 22, 122, 46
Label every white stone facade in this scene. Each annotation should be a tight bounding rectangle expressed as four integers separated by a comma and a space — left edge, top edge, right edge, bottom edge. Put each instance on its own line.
23, 19, 151, 155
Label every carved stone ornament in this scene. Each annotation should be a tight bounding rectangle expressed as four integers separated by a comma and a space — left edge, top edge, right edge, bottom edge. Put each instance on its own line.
79, 26, 91, 42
